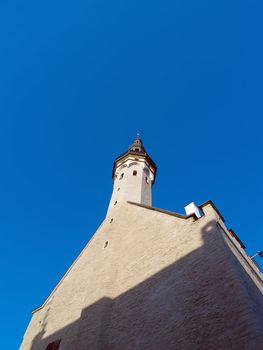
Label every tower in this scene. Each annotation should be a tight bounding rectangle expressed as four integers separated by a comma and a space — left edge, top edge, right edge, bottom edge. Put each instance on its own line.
20, 137, 263, 350
107, 133, 156, 214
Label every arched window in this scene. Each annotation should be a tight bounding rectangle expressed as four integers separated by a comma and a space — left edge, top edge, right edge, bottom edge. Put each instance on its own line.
128, 161, 138, 167
144, 167, 150, 176
119, 164, 127, 171
145, 176, 149, 184
133, 170, 137, 176
120, 173, 124, 180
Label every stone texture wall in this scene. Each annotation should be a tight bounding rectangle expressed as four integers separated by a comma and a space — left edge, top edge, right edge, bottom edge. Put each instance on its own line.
20, 202, 263, 350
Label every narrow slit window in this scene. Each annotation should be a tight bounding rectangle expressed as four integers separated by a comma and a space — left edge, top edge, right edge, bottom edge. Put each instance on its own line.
114, 201, 117, 206
120, 173, 124, 180
145, 176, 149, 184
104, 241, 109, 248
110, 218, 114, 223
133, 170, 137, 176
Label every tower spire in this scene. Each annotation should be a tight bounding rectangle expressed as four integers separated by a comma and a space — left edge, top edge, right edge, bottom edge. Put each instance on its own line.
107, 136, 157, 214
128, 133, 146, 154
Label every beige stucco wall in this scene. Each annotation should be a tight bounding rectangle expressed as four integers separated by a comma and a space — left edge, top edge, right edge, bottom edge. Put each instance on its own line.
20, 202, 263, 350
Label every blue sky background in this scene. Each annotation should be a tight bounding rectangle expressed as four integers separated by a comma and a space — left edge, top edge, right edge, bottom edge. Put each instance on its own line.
0, 0, 262, 348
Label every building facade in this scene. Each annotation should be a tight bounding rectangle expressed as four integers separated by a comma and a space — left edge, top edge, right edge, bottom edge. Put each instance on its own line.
20, 136, 263, 350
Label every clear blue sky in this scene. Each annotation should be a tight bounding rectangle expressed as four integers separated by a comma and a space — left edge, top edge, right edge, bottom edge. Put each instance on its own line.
0, 1, 262, 348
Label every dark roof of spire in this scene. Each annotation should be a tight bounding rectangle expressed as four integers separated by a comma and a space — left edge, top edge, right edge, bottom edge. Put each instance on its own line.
128, 133, 146, 154
112, 134, 157, 181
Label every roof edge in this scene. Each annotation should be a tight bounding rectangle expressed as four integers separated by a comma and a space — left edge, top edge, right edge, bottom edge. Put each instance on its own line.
112, 151, 157, 181
31, 220, 105, 314
199, 200, 225, 222
228, 228, 246, 249
127, 201, 198, 220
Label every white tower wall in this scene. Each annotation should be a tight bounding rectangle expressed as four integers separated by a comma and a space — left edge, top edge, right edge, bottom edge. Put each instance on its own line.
107, 156, 155, 215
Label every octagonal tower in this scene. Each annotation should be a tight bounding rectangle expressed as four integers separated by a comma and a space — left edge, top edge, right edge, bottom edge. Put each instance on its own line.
107, 134, 157, 215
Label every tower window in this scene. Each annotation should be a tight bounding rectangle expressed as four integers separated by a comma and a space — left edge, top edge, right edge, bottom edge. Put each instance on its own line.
45, 340, 61, 350
117, 187, 120, 191
114, 201, 117, 205
104, 241, 109, 248
145, 176, 149, 184
120, 173, 124, 180
133, 170, 137, 176
110, 218, 113, 223
144, 168, 150, 176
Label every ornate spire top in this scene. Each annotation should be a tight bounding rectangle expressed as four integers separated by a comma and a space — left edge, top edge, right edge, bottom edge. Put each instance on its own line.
129, 132, 146, 154
112, 133, 157, 182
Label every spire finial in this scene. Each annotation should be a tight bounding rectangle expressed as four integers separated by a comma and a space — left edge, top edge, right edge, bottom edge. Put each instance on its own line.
136, 130, 140, 139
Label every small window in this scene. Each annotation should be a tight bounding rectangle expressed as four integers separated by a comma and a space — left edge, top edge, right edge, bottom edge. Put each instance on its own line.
144, 168, 150, 176
120, 173, 124, 180
133, 170, 137, 176
117, 187, 120, 191
110, 218, 113, 223
114, 201, 117, 206
104, 241, 109, 248
145, 176, 149, 184
46, 340, 61, 350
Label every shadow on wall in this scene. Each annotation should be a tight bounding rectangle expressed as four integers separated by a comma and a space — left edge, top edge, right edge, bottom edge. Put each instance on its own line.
29, 221, 263, 350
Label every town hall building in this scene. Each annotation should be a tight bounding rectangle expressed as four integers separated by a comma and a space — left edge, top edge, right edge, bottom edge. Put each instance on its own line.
20, 136, 263, 350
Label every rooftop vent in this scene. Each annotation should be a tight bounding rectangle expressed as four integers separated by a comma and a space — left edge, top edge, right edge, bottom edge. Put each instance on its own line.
184, 202, 202, 219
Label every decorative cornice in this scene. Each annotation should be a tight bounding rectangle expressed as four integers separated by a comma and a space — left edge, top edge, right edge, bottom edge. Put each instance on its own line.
112, 151, 157, 182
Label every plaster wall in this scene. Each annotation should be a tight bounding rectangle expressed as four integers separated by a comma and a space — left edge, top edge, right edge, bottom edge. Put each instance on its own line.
20, 202, 263, 350
107, 157, 154, 215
